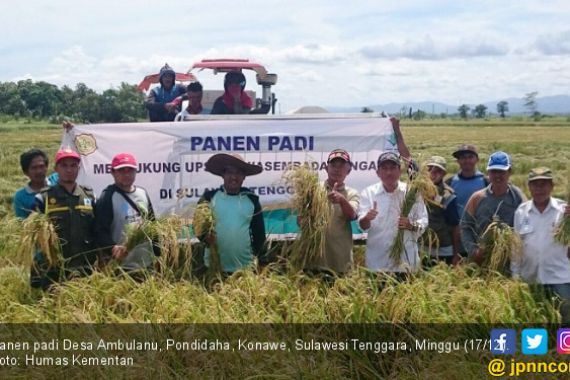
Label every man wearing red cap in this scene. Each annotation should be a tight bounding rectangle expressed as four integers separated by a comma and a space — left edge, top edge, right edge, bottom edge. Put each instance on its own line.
94, 153, 157, 276
32, 148, 98, 289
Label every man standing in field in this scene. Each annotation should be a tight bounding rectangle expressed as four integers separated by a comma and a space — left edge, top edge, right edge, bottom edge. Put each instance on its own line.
460, 151, 525, 265
358, 152, 428, 273
304, 149, 360, 275
31, 148, 98, 289
423, 156, 461, 266
199, 153, 267, 274
445, 144, 489, 217
13, 149, 58, 219
511, 168, 570, 322
445, 144, 489, 260
94, 153, 157, 276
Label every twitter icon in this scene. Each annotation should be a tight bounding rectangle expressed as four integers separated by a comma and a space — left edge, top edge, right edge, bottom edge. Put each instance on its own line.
522, 328, 548, 355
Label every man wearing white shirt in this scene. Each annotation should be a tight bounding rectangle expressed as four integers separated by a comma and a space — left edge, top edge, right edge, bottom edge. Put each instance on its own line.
359, 152, 428, 273
512, 167, 570, 322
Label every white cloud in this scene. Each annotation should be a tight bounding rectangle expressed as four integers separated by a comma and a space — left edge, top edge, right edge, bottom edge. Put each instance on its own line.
360, 35, 508, 60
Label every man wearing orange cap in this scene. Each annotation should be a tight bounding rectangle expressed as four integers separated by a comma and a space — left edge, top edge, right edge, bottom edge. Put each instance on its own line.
94, 153, 157, 276
31, 148, 98, 289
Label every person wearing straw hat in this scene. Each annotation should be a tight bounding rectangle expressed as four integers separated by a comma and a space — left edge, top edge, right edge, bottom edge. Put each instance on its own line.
358, 152, 428, 274
424, 156, 461, 266
511, 168, 570, 322
31, 148, 98, 289
460, 151, 526, 265
304, 149, 360, 275
199, 153, 267, 273
94, 153, 157, 277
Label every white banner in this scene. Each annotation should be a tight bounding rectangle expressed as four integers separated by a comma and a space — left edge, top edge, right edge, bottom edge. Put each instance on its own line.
62, 114, 398, 218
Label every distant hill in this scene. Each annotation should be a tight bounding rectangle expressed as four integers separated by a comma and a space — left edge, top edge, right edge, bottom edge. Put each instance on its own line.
326, 95, 570, 115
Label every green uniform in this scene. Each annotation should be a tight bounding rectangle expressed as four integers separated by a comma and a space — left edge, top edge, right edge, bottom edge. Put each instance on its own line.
31, 183, 98, 289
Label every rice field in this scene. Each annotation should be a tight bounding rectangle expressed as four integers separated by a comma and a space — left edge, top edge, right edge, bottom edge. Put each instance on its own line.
1, 118, 569, 377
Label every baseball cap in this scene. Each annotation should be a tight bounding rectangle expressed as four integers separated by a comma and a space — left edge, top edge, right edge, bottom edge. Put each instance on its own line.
426, 156, 447, 172
377, 152, 401, 166
327, 149, 351, 163
452, 144, 479, 159
528, 167, 553, 182
112, 153, 138, 170
486, 151, 511, 171
55, 148, 80, 164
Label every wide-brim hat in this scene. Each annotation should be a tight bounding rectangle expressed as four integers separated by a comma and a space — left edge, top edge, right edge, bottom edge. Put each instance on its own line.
205, 153, 262, 177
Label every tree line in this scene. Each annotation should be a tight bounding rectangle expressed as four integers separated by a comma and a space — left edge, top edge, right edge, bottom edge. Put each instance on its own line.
0, 80, 146, 123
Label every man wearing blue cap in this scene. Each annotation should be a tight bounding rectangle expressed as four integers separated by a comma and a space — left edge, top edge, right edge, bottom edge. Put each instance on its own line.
460, 151, 526, 265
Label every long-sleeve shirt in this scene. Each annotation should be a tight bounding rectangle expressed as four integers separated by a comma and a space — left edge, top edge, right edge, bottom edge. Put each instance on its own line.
511, 198, 570, 284
358, 181, 428, 272
460, 184, 525, 257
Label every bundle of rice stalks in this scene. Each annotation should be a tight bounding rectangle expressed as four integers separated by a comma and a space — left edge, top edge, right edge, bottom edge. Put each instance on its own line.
389, 168, 437, 265
283, 163, 331, 270
554, 174, 570, 245
19, 212, 62, 268
124, 216, 191, 271
154, 216, 191, 271
124, 219, 156, 252
480, 216, 522, 273
193, 202, 221, 275
419, 227, 440, 260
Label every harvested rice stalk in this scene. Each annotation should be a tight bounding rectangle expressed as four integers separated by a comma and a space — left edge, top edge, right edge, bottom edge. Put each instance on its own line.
554, 173, 570, 245
154, 216, 189, 269
124, 216, 191, 270
193, 202, 221, 275
389, 168, 437, 265
420, 227, 440, 260
480, 216, 523, 273
124, 219, 156, 252
20, 211, 62, 267
284, 163, 331, 270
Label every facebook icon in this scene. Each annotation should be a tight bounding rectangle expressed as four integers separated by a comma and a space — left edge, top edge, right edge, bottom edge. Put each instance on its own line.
491, 329, 516, 354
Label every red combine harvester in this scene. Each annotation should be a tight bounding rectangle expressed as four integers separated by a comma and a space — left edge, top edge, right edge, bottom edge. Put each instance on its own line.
137, 70, 196, 92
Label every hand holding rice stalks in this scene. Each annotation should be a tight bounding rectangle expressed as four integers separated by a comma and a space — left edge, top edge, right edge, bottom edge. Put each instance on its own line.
124, 215, 191, 271
20, 211, 62, 268
480, 216, 523, 273
389, 167, 437, 265
284, 162, 331, 270
193, 202, 221, 275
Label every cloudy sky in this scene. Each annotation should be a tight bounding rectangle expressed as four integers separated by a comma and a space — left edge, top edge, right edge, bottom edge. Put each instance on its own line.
1, 0, 569, 112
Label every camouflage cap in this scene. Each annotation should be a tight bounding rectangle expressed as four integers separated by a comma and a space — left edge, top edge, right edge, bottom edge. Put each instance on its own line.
528, 167, 553, 182
452, 144, 479, 159
426, 156, 447, 172
377, 151, 401, 166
